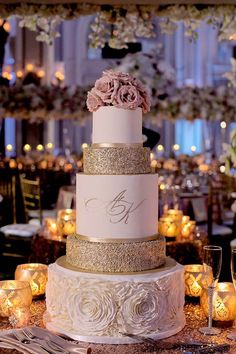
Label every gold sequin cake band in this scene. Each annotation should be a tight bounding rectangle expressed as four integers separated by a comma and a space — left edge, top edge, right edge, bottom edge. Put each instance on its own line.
66, 234, 166, 273
75, 234, 159, 243
83, 146, 151, 175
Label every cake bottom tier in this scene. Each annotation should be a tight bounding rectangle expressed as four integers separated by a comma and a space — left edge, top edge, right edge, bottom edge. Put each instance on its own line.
66, 234, 166, 272
45, 257, 185, 344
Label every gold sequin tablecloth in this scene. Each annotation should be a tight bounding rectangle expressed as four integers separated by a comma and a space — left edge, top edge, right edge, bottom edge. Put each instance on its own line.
1, 301, 236, 353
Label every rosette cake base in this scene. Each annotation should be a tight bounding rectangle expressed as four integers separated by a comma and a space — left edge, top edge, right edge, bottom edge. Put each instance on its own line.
45, 257, 185, 344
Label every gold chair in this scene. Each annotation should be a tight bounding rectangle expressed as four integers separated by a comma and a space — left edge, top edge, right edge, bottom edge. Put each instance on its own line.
20, 175, 43, 225
20, 175, 56, 225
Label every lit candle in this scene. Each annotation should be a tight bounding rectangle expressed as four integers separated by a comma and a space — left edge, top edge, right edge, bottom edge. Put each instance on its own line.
201, 282, 236, 323
0, 281, 32, 317
158, 216, 182, 238
57, 209, 76, 237
26, 63, 34, 72
165, 209, 183, 221
15, 264, 48, 298
185, 264, 204, 297
44, 218, 58, 235
182, 215, 190, 226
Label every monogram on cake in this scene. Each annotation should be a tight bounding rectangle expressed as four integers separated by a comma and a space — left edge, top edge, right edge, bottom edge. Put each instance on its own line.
45, 70, 185, 344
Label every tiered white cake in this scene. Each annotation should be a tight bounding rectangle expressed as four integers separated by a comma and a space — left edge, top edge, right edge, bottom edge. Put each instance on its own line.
45, 71, 185, 343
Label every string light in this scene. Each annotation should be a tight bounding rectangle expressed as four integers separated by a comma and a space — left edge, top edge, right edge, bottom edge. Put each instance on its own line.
16, 70, 23, 78
6, 144, 13, 152
81, 143, 88, 150
36, 144, 44, 152
220, 165, 226, 173
220, 121, 227, 129
191, 145, 197, 153
157, 144, 164, 152
46, 142, 54, 150
159, 183, 165, 191
173, 144, 180, 151
23, 144, 31, 152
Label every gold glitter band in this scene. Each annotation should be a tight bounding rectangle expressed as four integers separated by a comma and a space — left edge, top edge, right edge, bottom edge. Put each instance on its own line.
66, 234, 166, 273
74, 234, 159, 243
83, 146, 151, 175
92, 143, 142, 148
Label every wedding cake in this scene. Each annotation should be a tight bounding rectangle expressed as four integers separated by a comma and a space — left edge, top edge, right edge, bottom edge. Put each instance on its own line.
45, 71, 185, 344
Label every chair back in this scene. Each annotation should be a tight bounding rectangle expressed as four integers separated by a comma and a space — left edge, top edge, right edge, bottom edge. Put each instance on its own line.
0, 175, 16, 224
20, 175, 42, 224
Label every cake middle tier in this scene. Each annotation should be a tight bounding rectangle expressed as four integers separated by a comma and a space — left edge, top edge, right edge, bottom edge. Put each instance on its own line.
76, 173, 158, 239
83, 146, 151, 175
66, 234, 165, 272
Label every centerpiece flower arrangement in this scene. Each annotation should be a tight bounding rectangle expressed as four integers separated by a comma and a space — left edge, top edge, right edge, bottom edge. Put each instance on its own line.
220, 128, 236, 177
86, 70, 150, 113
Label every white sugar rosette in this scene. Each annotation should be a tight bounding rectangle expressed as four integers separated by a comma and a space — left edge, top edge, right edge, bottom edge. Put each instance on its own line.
117, 283, 166, 335
67, 281, 117, 335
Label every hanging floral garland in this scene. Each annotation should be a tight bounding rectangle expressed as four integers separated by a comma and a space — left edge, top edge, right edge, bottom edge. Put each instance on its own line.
0, 81, 235, 123
2, 4, 236, 47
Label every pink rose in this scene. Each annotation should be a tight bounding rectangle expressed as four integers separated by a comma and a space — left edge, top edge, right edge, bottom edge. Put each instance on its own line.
103, 70, 132, 84
94, 76, 119, 104
114, 85, 142, 110
133, 78, 151, 113
86, 88, 103, 112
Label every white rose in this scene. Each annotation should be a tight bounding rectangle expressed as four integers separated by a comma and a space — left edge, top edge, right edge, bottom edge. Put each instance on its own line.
117, 283, 166, 335
67, 281, 117, 335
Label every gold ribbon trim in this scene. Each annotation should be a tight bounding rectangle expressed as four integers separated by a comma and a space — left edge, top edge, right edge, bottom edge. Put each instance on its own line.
57, 256, 176, 276
92, 143, 143, 148
73, 234, 160, 243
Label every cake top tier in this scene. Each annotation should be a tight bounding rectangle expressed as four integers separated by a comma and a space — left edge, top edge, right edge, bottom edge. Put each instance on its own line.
86, 70, 150, 114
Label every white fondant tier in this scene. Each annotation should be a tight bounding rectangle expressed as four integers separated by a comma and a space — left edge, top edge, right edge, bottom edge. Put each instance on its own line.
92, 107, 142, 144
45, 257, 185, 344
76, 173, 158, 239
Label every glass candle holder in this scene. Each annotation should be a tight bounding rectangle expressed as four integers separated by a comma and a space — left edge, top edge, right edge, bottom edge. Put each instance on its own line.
165, 209, 183, 221
158, 216, 182, 238
201, 282, 236, 323
9, 306, 31, 328
0, 281, 32, 317
44, 218, 58, 236
184, 264, 204, 297
57, 209, 76, 237
15, 263, 48, 298
182, 215, 190, 226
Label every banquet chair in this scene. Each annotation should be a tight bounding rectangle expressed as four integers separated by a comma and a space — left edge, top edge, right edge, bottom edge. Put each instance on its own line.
20, 175, 57, 225
0, 176, 39, 278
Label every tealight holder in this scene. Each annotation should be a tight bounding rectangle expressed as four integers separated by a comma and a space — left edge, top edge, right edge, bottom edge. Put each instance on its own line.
44, 218, 58, 236
15, 263, 48, 298
57, 209, 76, 237
9, 306, 31, 328
158, 216, 182, 240
165, 209, 183, 221
184, 264, 204, 298
0, 281, 32, 317
201, 282, 236, 326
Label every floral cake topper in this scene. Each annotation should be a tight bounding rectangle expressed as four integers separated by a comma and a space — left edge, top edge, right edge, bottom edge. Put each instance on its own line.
86, 70, 151, 113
